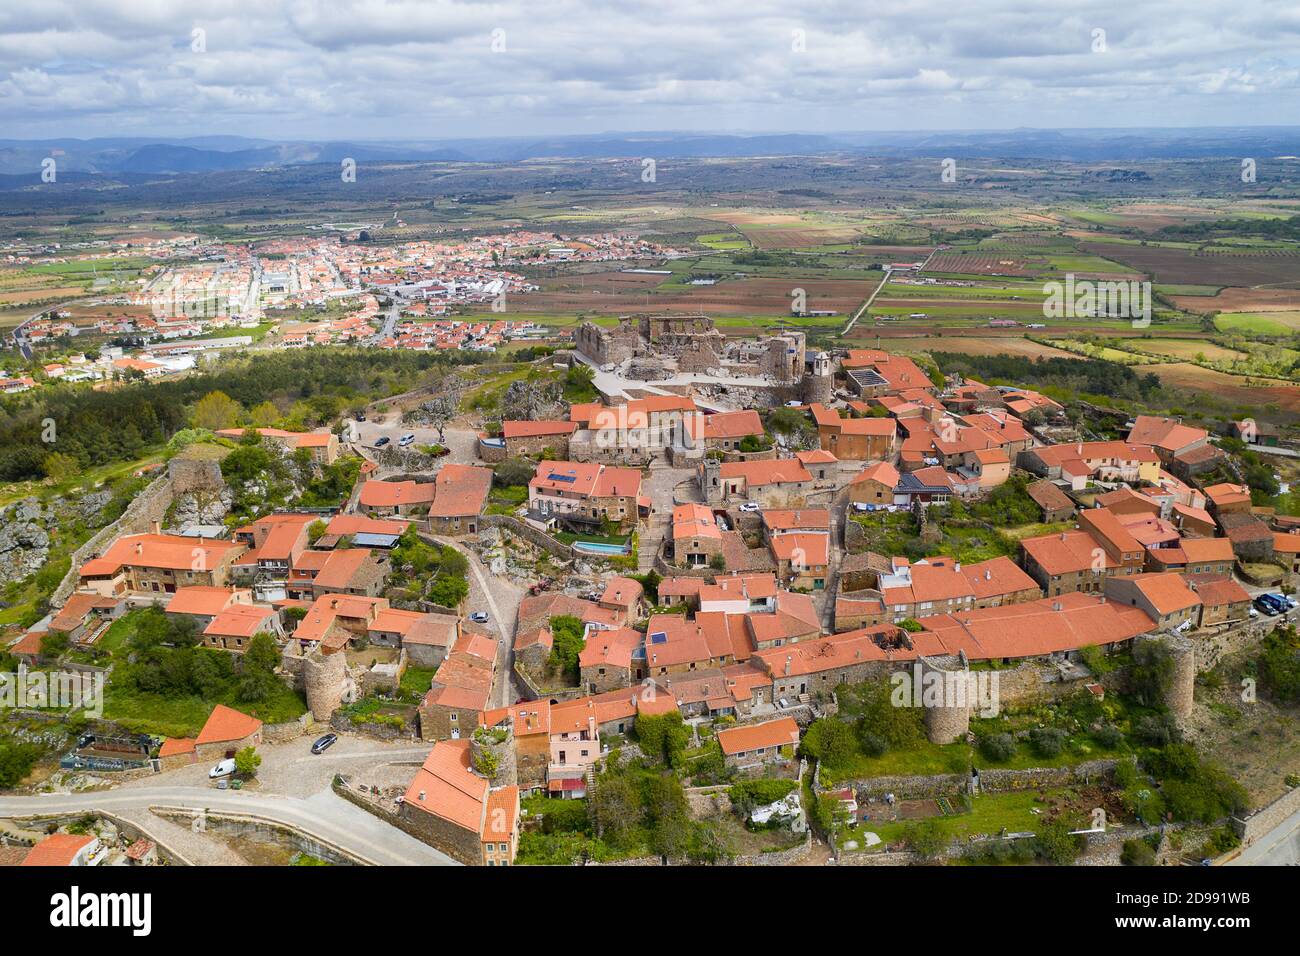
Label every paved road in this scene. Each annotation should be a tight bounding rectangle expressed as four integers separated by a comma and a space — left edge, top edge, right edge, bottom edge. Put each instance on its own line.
0, 786, 456, 866
841, 267, 892, 337
424, 532, 524, 709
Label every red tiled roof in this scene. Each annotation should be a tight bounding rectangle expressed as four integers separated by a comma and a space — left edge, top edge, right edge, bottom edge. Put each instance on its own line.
195, 704, 262, 747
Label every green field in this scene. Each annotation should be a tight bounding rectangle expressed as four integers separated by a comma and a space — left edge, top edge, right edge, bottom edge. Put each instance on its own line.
1214, 312, 1300, 334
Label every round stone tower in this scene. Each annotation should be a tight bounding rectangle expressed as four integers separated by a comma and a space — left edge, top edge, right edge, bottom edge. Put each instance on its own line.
304, 648, 347, 722
920, 655, 972, 745
470, 724, 518, 788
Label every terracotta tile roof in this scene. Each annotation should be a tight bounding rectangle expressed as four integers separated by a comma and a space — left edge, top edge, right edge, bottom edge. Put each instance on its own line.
312, 548, 377, 591
719, 458, 812, 487
79, 533, 242, 577
21, 833, 96, 867
1274, 532, 1300, 555
359, 479, 437, 508
717, 717, 800, 756
430, 464, 492, 518
579, 626, 642, 669
1123, 572, 1202, 616
1022, 528, 1118, 576
600, 576, 643, 609
49, 592, 119, 632
167, 586, 244, 617
1126, 415, 1207, 453
702, 409, 764, 440
762, 509, 830, 532
1180, 537, 1235, 563
326, 514, 409, 537
501, 419, 577, 438
673, 503, 720, 541
195, 704, 262, 746
1205, 483, 1251, 507
658, 576, 704, 598
481, 786, 519, 842
771, 532, 829, 567
1187, 575, 1250, 607
795, 449, 837, 465
852, 460, 900, 488
961, 556, 1041, 601
203, 604, 278, 639
402, 740, 488, 831
158, 737, 195, 757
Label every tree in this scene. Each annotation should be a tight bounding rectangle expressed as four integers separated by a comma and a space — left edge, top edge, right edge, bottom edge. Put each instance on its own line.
234, 746, 262, 777
0, 741, 41, 788
416, 395, 458, 444
493, 457, 535, 488
1035, 818, 1083, 864
39, 630, 71, 660
548, 614, 586, 682
800, 718, 856, 767
42, 452, 79, 482
307, 519, 327, 545
905, 818, 949, 859
589, 773, 639, 847
192, 390, 242, 431
634, 711, 690, 767
1130, 639, 1176, 708
978, 733, 1017, 762
248, 401, 281, 428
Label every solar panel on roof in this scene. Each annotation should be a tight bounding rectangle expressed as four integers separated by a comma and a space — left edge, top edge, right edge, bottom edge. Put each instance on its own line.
650, 631, 667, 644
547, 473, 577, 483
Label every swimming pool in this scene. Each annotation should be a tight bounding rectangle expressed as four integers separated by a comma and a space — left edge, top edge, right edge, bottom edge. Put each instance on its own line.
572, 541, 631, 556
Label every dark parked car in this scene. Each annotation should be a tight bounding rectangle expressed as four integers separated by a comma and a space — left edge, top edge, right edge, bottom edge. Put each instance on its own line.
374, 436, 390, 447
311, 733, 338, 754
1253, 595, 1281, 616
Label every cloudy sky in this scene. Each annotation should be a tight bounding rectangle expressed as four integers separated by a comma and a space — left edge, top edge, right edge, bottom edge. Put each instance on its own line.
3, 0, 1299, 141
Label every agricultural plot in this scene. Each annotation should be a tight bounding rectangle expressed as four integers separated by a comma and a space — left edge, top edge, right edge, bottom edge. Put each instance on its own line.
1081, 241, 1300, 286
1134, 338, 1249, 362
1147, 363, 1300, 420
1213, 311, 1300, 334
1171, 286, 1300, 314
923, 252, 1040, 277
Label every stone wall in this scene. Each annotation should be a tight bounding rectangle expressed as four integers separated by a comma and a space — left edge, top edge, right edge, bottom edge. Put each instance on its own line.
152, 806, 364, 865
1231, 783, 1300, 846
479, 513, 577, 560
52, 474, 176, 606
263, 713, 311, 744
845, 759, 1118, 800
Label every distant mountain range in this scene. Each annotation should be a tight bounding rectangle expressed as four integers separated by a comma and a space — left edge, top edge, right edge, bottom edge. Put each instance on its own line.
2, 127, 1299, 176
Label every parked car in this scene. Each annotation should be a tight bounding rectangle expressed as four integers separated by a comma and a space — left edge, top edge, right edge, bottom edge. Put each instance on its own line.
209, 758, 236, 778
355, 413, 366, 422
784, 400, 804, 408
739, 502, 761, 513
1268, 592, 1297, 610
398, 433, 416, 447
469, 611, 489, 624
374, 436, 390, 447
1260, 593, 1289, 613
311, 733, 338, 754
1253, 595, 1281, 616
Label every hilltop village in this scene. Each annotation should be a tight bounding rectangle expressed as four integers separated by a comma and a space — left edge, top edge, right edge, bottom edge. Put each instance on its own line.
4, 311, 1298, 869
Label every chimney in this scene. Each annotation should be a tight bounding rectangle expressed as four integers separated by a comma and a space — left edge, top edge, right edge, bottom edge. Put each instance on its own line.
984, 569, 992, 580
784, 655, 792, 676
151, 521, 161, 535
954, 562, 961, 573
135, 542, 144, 556
1052, 600, 1062, 611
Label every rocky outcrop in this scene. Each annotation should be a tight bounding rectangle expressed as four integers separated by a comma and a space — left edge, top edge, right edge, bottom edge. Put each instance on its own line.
0, 498, 52, 586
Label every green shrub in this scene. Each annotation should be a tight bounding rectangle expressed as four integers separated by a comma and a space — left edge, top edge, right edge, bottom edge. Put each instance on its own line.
978, 733, 1017, 762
